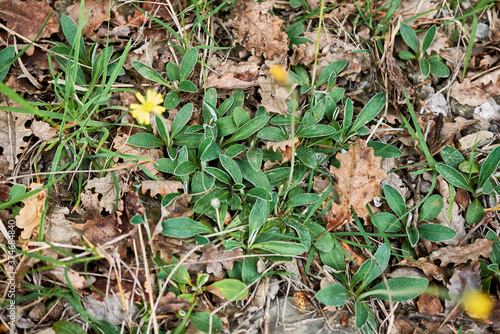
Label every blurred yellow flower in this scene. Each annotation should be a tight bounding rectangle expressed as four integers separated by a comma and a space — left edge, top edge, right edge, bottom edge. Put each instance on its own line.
130, 89, 166, 125
462, 290, 493, 320
269, 64, 290, 86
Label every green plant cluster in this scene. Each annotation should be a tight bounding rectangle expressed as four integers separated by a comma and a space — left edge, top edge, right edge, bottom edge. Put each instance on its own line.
1, 1, 500, 333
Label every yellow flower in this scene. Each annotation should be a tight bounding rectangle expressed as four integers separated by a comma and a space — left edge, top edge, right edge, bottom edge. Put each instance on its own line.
462, 290, 493, 320
269, 64, 290, 86
130, 89, 166, 125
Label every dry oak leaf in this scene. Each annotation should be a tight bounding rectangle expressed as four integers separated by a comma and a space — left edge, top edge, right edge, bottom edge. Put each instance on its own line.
16, 183, 46, 239
0, 109, 34, 171
141, 180, 183, 197
0, 0, 58, 51
266, 137, 299, 164
327, 139, 387, 231
85, 174, 127, 214
233, 1, 288, 59
67, 0, 109, 36
429, 239, 493, 266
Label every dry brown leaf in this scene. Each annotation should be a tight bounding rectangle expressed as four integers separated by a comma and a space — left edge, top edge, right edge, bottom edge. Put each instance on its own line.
0, 0, 58, 51
473, 68, 500, 97
429, 239, 494, 266
233, 1, 288, 59
458, 130, 494, 150
72, 214, 136, 257
450, 79, 491, 106
326, 140, 387, 231
16, 183, 46, 239
265, 137, 299, 165
447, 261, 481, 303
438, 116, 478, 145
206, 59, 259, 89
31, 120, 58, 141
198, 244, 244, 277
141, 180, 183, 197
258, 74, 297, 116
85, 174, 127, 214
45, 205, 83, 244
418, 290, 443, 331
113, 133, 163, 175
47, 268, 92, 290
67, 0, 109, 36
329, 2, 358, 22
0, 110, 34, 171
399, 257, 445, 281
418, 292, 443, 316
156, 292, 191, 315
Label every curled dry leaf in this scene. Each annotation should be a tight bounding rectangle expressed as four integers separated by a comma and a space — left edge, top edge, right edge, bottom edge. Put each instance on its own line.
16, 183, 46, 239
399, 257, 445, 281
141, 180, 183, 197
233, 1, 288, 59
326, 139, 387, 231
429, 239, 493, 266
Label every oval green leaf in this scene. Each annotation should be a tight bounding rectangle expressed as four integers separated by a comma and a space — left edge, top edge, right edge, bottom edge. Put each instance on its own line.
251, 241, 307, 255
466, 198, 484, 225
208, 279, 248, 301
363, 277, 429, 302
418, 223, 457, 242
127, 133, 164, 148
418, 195, 443, 222
162, 218, 212, 238
435, 163, 474, 192
316, 283, 349, 306
190, 312, 223, 334
384, 184, 406, 218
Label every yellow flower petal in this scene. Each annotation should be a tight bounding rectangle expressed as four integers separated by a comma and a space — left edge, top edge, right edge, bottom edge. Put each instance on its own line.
135, 92, 146, 104
269, 64, 290, 86
462, 290, 493, 320
152, 106, 166, 114
130, 90, 165, 124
